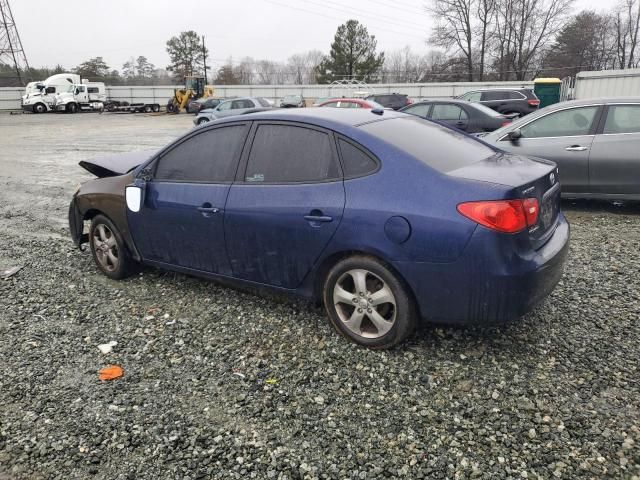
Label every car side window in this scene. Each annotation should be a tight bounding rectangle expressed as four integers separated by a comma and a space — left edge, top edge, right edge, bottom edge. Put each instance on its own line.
338, 139, 378, 177
507, 91, 524, 99
244, 124, 340, 183
481, 91, 507, 101
403, 104, 430, 117
231, 100, 248, 109
431, 104, 467, 121
217, 101, 231, 111
603, 105, 640, 134
520, 107, 599, 139
323, 101, 339, 108
154, 125, 247, 183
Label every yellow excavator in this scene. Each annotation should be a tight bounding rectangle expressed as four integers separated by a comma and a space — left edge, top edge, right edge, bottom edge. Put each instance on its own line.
166, 76, 214, 113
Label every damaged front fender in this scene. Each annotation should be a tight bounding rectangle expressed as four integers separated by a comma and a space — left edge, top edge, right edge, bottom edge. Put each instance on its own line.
68, 196, 88, 250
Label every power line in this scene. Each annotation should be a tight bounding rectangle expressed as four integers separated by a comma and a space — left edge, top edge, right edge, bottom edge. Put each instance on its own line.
263, 0, 427, 40
297, 0, 428, 31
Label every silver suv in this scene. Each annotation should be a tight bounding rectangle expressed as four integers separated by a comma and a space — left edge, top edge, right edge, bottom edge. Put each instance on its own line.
194, 97, 272, 125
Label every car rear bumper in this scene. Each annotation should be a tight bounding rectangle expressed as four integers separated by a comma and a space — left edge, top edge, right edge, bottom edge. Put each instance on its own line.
393, 214, 570, 325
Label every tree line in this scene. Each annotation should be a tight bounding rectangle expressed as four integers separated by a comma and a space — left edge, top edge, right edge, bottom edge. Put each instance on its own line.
1, 1, 638, 88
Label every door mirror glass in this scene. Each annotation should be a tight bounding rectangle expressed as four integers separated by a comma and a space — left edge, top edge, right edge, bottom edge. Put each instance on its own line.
508, 129, 522, 141
125, 185, 143, 212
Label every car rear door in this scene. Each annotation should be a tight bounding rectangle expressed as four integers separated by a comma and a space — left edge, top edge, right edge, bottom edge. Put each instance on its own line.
128, 123, 250, 275
430, 103, 469, 131
588, 103, 640, 195
224, 121, 345, 288
497, 105, 602, 194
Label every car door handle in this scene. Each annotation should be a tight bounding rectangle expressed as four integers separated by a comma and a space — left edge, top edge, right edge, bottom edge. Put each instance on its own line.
565, 145, 588, 152
304, 214, 333, 223
197, 206, 219, 214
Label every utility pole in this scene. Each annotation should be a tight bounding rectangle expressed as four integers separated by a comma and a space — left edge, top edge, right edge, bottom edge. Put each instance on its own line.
202, 35, 207, 84
0, 0, 30, 85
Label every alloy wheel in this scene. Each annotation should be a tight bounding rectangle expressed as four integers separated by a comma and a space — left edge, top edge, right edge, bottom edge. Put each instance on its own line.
333, 268, 396, 339
92, 224, 119, 272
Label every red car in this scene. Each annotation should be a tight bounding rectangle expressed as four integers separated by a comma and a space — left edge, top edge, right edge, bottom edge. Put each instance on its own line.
318, 98, 386, 109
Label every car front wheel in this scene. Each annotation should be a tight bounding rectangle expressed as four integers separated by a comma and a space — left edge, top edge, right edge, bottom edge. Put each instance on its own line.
89, 214, 136, 280
197, 118, 209, 125
323, 255, 416, 348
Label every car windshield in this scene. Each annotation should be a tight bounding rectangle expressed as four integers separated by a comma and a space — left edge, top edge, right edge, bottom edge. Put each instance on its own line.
360, 116, 495, 173
256, 98, 271, 107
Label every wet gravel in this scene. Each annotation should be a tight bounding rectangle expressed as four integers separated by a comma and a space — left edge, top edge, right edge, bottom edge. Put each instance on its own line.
1, 113, 639, 479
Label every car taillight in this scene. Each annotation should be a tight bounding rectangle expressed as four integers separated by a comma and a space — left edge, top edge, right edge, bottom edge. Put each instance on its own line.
528, 99, 540, 106
501, 120, 511, 126
457, 198, 539, 233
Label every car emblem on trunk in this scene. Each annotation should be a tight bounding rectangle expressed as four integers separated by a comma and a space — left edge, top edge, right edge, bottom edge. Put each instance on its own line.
549, 173, 556, 185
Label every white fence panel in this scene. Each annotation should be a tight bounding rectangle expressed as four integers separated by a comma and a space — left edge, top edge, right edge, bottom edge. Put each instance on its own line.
1, 80, 536, 110
0, 87, 24, 110
574, 68, 640, 99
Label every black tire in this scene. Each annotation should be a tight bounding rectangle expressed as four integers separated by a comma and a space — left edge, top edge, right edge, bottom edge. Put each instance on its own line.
152, 104, 160, 112
33, 103, 46, 114
144, 105, 152, 113
89, 214, 136, 280
323, 255, 416, 348
66, 103, 78, 114
167, 101, 177, 113
197, 118, 209, 125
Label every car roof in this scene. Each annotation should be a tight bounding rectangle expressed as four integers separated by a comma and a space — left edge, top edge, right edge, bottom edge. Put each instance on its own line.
410, 98, 469, 105
539, 97, 640, 108
214, 106, 406, 127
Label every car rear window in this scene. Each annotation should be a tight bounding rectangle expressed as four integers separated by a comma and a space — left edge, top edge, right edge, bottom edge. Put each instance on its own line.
360, 116, 495, 173
468, 102, 503, 117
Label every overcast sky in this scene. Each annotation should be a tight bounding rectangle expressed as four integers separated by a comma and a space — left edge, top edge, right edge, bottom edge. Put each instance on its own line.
12, 0, 617, 72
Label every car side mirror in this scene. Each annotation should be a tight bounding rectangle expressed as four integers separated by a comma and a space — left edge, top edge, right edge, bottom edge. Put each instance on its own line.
125, 180, 146, 213
508, 129, 522, 142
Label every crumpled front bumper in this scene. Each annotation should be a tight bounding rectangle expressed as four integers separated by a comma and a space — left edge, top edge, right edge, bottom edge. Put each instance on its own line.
68, 196, 88, 250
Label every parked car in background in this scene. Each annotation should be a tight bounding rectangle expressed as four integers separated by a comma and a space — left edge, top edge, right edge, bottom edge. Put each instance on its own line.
365, 93, 412, 110
193, 107, 274, 126
401, 99, 514, 134
280, 95, 305, 108
187, 97, 223, 114
193, 97, 272, 125
70, 108, 568, 348
482, 98, 640, 200
457, 88, 540, 117
318, 98, 386, 109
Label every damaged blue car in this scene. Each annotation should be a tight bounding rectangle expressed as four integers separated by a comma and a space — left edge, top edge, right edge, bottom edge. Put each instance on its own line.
69, 108, 569, 348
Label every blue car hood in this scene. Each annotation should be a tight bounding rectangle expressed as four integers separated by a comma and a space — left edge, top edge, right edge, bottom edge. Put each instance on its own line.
79, 149, 158, 177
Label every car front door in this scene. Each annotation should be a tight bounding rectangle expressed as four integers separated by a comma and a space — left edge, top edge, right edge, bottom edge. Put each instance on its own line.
498, 105, 601, 193
224, 122, 345, 288
588, 103, 640, 195
128, 123, 250, 275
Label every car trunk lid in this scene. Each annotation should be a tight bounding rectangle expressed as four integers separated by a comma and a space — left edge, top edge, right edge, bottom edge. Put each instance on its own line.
449, 152, 561, 248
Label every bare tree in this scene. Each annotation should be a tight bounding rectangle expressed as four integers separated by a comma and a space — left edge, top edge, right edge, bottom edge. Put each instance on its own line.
287, 50, 324, 84
427, 0, 475, 80
614, 0, 640, 68
493, 0, 574, 80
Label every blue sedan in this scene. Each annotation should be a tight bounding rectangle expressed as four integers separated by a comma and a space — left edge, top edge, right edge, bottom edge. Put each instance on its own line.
69, 108, 569, 348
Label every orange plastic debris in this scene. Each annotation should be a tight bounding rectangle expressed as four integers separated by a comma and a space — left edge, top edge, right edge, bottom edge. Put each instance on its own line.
98, 365, 124, 381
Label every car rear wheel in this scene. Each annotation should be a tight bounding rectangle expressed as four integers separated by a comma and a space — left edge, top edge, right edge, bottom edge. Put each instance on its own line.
89, 214, 135, 280
323, 256, 416, 348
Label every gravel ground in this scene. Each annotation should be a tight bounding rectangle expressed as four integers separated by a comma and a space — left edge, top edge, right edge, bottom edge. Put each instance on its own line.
0, 112, 639, 479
